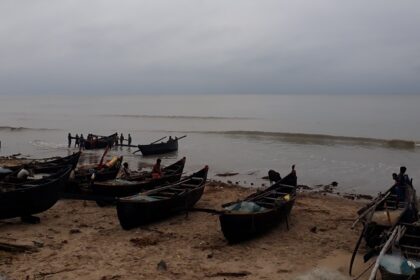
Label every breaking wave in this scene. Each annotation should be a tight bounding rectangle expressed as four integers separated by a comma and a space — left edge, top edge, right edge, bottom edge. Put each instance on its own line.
30, 140, 67, 149
0, 126, 57, 132
99, 114, 255, 120
152, 130, 418, 150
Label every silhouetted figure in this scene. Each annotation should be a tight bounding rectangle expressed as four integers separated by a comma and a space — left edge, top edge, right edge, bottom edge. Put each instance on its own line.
397, 166, 410, 185
68, 133, 72, 147
114, 133, 119, 146
75, 134, 79, 148
80, 134, 85, 149
120, 133, 124, 145
128, 134, 132, 146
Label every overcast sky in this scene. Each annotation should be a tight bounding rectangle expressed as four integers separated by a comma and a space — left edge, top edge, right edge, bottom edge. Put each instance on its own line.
1, 0, 420, 95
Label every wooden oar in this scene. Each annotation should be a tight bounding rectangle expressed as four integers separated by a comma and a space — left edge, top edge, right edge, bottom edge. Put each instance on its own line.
151, 136, 167, 145
368, 225, 401, 280
175, 135, 187, 141
352, 192, 391, 229
349, 224, 368, 276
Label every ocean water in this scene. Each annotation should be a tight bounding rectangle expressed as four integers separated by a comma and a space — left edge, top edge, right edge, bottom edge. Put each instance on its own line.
0, 94, 419, 194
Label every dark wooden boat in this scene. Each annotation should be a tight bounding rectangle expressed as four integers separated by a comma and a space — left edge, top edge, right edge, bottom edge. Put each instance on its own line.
219, 166, 297, 243
31, 152, 81, 173
137, 138, 178, 156
84, 133, 117, 150
378, 224, 420, 280
0, 166, 72, 220
356, 181, 418, 249
116, 166, 208, 230
1, 152, 81, 176
91, 157, 186, 197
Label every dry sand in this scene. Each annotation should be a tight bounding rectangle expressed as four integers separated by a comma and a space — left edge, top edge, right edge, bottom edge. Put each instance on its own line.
0, 181, 371, 280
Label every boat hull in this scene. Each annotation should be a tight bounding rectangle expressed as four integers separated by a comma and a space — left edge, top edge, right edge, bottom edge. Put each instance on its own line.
0, 167, 72, 219
117, 186, 204, 229
138, 140, 178, 156
220, 200, 294, 243
116, 166, 208, 229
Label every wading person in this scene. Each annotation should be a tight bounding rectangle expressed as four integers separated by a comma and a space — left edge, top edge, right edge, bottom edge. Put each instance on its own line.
120, 133, 124, 146
128, 134, 132, 146
68, 133, 72, 147
80, 134, 85, 150
75, 134, 79, 148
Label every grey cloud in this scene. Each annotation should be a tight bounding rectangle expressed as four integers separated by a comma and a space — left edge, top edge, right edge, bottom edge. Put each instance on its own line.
0, 0, 420, 95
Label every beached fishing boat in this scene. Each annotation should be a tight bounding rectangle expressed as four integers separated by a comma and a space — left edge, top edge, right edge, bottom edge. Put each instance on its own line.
378, 224, 420, 280
354, 181, 418, 249
84, 133, 117, 150
136, 136, 185, 156
31, 152, 81, 173
219, 166, 297, 243
1, 152, 81, 175
91, 157, 186, 197
0, 166, 72, 220
116, 165, 208, 230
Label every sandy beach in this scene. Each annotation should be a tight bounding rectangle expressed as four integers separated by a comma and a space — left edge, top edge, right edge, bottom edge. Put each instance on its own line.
0, 181, 370, 280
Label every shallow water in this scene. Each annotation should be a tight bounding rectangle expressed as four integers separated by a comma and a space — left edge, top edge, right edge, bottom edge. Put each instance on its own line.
0, 94, 419, 194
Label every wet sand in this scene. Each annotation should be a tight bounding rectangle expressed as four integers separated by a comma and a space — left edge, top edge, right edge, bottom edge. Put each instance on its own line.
0, 181, 369, 280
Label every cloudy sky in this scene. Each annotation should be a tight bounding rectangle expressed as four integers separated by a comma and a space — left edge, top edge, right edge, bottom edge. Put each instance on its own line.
1, 0, 420, 95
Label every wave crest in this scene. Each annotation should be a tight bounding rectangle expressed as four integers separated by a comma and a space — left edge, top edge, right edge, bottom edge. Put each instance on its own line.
0, 126, 56, 131
99, 114, 254, 120
153, 130, 418, 149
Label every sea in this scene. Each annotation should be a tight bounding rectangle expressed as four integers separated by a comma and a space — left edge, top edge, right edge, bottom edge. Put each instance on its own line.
1, 94, 419, 195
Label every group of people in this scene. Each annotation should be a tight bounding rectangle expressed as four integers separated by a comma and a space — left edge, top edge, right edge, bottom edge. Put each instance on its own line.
114, 133, 132, 146
67, 133, 133, 149
68, 133, 85, 149
393, 166, 411, 186
118, 158, 163, 179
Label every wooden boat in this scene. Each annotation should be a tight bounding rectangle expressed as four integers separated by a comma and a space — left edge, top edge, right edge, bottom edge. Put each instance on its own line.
355, 181, 418, 249
116, 166, 208, 230
219, 166, 297, 243
0, 166, 72, 220
378, 224, 420, 280
84, 133, 117, 150
91, 157, 186, 197
1, 152, 81, 175
31, 152, 81, 173
137, 137, 181, 156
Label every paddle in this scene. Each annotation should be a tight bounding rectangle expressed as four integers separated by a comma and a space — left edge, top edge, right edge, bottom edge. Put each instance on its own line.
175, 135, 187, 141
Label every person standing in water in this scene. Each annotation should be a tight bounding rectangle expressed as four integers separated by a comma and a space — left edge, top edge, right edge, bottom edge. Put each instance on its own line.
80, 134, 85, 150
68, 133, 72, 148
75, 134, 79, 148
120, 133, 124, 145
128, 134, 132, 146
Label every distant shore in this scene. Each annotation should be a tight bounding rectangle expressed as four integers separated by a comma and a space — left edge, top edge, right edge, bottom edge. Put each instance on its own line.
0, 181, 368, 280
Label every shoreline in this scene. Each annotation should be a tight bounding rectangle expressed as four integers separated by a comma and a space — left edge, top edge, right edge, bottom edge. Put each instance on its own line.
0, 181, 368, 280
